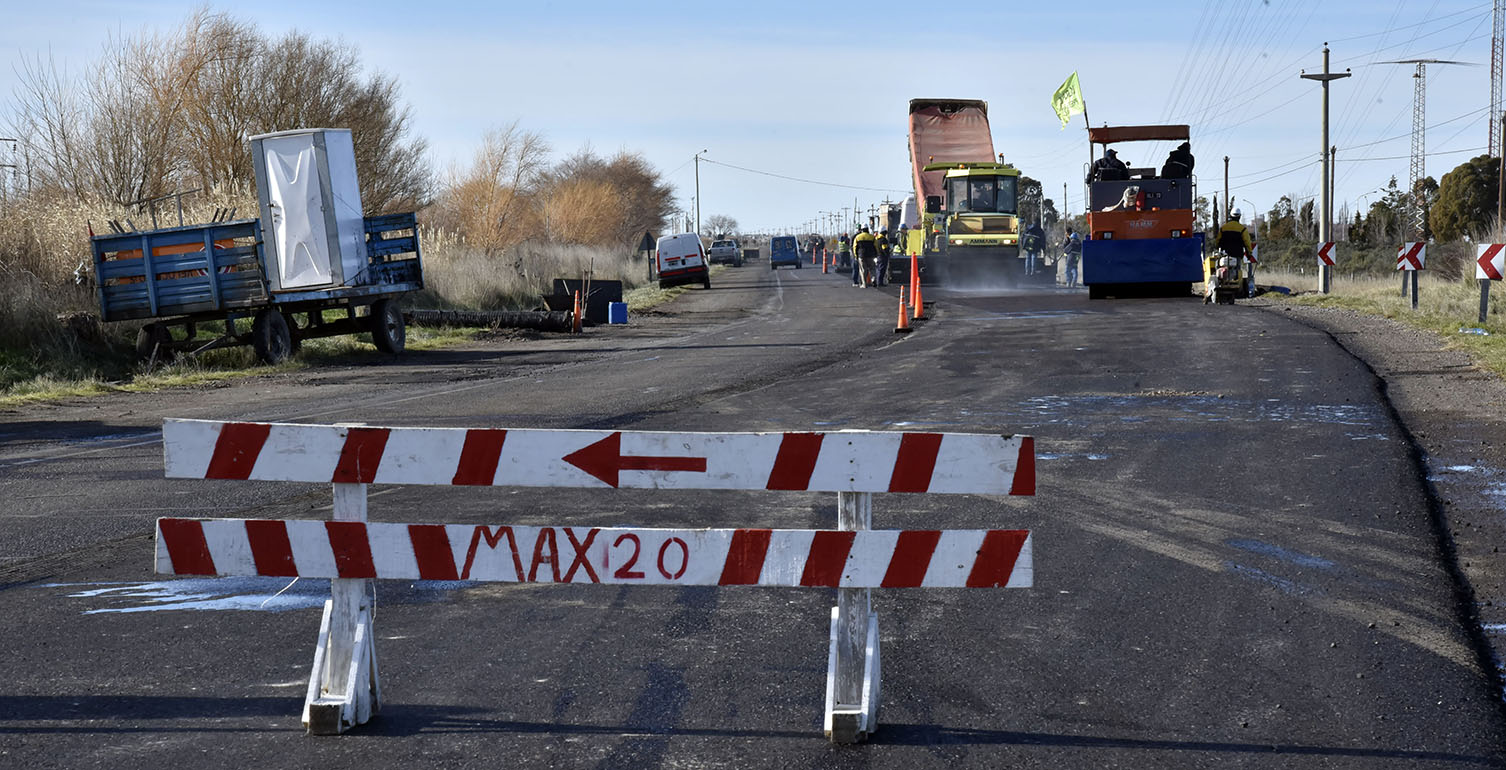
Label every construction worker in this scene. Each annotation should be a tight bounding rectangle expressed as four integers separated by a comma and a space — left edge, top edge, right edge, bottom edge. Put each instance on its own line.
1086, 148, 1130, 183
1062, 227, 1082, 288
1161, 141, 1195, 179
852, 227, 878, 287
1022, 221, 1046, 277
837, 233, 852, 270
1207, 208, 1254, 303
874, 230, 892, 286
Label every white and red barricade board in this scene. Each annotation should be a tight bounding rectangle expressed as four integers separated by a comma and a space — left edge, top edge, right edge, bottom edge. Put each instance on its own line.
153, 419, 1038, 743
1477, 244, 1505, 281
1397, 242, 1426, 271
1317, 242, 1335, 266
162, 420, 1035, 495
155, 519, 1033, 588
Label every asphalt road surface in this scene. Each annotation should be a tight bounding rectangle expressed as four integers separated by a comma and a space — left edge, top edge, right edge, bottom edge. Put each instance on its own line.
3, 262, 1504, 768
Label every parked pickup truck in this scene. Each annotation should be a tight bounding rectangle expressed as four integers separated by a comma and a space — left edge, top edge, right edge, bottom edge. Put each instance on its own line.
707, 239, 743, 267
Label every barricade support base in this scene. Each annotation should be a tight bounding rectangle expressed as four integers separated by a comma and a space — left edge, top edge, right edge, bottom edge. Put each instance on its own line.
824, 606, 881, 744
302, 601, 380, 734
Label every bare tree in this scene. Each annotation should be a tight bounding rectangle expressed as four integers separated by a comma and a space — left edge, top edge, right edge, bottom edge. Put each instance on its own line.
427, 122, 550, 254
703, 214, 737, 236
7, 8, 430, 211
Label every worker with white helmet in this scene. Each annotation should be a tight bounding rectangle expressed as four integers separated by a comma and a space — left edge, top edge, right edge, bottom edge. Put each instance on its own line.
1207, 208, 1254, 303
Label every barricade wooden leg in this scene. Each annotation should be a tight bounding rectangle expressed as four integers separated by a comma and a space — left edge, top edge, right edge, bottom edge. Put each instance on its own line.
303, 482, 380, 735
826, 491, 878, 744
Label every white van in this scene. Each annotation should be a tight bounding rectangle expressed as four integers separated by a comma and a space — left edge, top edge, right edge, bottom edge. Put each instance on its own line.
655, 233, 711, 289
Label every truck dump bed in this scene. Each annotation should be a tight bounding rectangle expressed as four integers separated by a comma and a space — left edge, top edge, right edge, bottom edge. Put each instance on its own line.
908, 99, 996, 206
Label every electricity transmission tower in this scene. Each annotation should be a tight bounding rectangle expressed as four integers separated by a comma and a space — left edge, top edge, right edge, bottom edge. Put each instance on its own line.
1382, 58, 1474, 239
1493, 0, 1504, 156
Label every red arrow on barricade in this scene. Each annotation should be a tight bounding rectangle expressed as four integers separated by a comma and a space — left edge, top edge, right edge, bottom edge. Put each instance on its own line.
1317, 242, 1335, 266
1477, 244, 1505, 281
1397, 242, 1426, 271
563, 432, 708, 487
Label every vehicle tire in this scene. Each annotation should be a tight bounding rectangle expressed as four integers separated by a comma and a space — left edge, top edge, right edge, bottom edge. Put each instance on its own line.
135, 323, 174, 362
370, 298, 406, 354
770, 263, 777, 271
252, 308, 293, 364
702, 274, 712, 289
795, 261, 801, 269
1088, 285, 1105, 300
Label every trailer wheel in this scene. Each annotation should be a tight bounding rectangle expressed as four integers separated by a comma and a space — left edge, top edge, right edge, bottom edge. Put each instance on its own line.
370, 299, 406, 354
252, 308, 293, 364
135, 323, 173, 362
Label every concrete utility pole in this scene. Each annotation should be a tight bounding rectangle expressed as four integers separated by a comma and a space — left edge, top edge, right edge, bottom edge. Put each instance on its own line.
1223, 156, 1230, 218
694, 149, 707, 236
1301, 44, 1351, 294
1499, 115, 1506, 230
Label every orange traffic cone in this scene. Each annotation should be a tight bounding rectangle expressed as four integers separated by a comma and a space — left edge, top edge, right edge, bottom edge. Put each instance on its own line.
573, 290, 583, 334
911, 260, 926, 321
895, 286, 911, 334
822, 251, 828, 274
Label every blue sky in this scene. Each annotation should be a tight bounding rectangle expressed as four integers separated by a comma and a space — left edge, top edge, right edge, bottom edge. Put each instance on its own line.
2, 1, 1497, 233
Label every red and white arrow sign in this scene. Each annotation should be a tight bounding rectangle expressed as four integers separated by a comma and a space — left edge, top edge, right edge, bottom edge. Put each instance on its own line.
1397, 242, 1426, 271
1317, 242, 1335, 266
162, 420, 1034, 495
563, 432, 708, 487
1477, 244, 1505, 281
155, 518, 1035, 588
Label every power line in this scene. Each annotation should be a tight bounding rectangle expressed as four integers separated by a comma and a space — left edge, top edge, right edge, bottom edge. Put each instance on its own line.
699, 158, 909, 195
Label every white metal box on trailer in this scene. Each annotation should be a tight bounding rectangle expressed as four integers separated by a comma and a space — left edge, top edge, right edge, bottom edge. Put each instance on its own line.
250, 128, 367, 292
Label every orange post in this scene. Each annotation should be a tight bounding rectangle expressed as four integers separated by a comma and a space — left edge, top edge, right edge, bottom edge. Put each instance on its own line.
895, 286, 911, 334
573, 290, 583, 334
911, 261, 926, 321
822, 251, 828, 274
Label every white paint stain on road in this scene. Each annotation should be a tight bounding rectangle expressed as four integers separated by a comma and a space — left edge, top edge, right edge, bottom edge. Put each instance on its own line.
46, 577, 330, 614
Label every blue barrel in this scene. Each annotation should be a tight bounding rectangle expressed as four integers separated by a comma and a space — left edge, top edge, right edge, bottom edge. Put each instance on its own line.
607, 301, 628, 324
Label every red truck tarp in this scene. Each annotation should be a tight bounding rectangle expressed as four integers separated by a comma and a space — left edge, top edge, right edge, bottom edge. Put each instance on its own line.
908, 99, 996, 207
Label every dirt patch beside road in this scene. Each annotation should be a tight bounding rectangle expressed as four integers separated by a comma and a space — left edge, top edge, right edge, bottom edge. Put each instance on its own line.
1257, 299, 1506, 696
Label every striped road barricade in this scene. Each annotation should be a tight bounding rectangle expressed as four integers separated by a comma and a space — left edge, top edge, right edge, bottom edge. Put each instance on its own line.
155, 419, 1036, 742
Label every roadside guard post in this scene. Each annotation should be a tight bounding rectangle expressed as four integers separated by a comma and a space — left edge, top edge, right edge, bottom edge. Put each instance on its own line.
1476, 244, 1504, 323
154, 419, 1035, 742
1398, 241, 1425, 309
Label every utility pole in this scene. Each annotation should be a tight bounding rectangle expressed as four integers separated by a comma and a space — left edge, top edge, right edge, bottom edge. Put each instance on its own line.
1499, 114, 1506, 231
1330, 145, 1338, 240
694, 149, 707, 236
1223, 156, 1230, 218
1302, 44, 1351, 294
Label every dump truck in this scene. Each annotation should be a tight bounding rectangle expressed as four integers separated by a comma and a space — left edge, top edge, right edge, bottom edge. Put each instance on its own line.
903, 98, 1034, 287
1080, 124, 1204, 299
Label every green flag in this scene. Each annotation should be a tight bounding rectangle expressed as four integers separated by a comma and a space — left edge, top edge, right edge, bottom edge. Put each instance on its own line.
1052, 72, 1086, 129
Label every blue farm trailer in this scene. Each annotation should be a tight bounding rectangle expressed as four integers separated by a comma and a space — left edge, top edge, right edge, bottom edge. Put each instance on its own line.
91, 128, 423, 364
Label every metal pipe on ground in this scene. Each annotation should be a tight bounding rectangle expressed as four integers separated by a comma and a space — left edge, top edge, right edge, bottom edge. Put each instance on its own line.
405, 310, 575, 333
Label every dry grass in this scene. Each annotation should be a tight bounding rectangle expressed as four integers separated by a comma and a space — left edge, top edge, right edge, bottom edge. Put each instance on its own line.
1259, 267, 1506, 378
416, 228, 649, 310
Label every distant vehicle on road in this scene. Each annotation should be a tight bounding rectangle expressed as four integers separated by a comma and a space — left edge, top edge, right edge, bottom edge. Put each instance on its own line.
655, 233, 712, 289
707, 239, 743, 267
769, 236, 802, 270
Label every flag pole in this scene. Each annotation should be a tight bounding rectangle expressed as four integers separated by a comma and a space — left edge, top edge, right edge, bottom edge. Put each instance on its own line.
1083, 108, 1093, 187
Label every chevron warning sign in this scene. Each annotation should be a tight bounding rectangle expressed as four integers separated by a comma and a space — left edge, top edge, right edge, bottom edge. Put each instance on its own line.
1317, 242, 1335, 266
1397, 242, 1426, 271
1477, 244, 1505, 281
